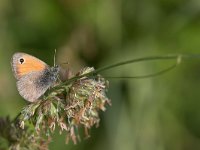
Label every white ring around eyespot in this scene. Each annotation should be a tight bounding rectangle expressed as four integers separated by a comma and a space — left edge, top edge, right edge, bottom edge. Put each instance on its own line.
19, 57, 25, 64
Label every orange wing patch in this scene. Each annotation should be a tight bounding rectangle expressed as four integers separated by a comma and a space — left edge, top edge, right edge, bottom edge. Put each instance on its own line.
16, 55, 47, 78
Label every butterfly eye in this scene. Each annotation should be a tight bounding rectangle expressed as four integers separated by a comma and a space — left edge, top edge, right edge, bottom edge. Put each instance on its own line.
19, 58, 25, 64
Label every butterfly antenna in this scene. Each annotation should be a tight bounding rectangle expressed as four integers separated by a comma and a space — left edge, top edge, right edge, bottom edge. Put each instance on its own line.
54, 49, 57, 67
60, 62, 69, 65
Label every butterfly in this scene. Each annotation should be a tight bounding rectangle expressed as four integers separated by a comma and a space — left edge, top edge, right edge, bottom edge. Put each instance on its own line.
11, 52, 59, 102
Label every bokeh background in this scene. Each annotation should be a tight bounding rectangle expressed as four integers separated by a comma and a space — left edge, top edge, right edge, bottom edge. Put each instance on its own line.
1, 0, 200, 149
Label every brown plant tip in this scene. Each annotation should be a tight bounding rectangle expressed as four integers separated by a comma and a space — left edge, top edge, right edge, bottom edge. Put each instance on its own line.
66, 67, 110, 126
0, 116, 50, 150
15, 67, 111, 147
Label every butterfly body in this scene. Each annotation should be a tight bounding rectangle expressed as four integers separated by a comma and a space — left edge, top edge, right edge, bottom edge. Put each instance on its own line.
11, 52, 59, 102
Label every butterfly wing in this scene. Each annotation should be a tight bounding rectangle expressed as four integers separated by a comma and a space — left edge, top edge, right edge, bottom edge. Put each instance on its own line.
17, 71, 47, 102
11, 52, 48, 80
17, 67, 59, 102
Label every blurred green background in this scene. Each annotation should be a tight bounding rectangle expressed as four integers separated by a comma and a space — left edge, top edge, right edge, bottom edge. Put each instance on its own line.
1, 0, 200, 149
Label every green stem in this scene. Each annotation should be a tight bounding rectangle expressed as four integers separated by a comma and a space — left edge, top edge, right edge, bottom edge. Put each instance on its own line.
57, 54, 182, 86
104, 61, 178, 79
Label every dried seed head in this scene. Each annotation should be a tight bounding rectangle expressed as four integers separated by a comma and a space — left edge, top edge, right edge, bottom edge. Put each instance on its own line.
66, 67, 110, 128
15, 67, 111, 147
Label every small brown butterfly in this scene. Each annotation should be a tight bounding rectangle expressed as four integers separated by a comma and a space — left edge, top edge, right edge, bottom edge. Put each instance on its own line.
11, 52, 59, 102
